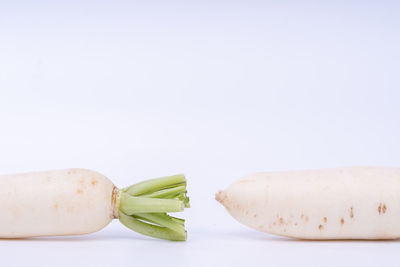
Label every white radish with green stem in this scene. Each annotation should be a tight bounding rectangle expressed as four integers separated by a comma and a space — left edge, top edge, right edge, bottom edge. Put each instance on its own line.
0, 168, 189, 241
216, 167, 400, 239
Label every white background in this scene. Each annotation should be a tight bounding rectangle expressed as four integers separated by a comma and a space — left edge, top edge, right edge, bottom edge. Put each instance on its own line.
0, 1, 400, 266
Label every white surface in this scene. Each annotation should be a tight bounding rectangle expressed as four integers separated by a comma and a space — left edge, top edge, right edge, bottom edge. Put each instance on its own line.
3, 223, 400, 267
0, 1, 399, 266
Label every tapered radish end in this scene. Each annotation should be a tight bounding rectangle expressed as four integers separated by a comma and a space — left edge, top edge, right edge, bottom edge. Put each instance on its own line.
215, 190, 227, 205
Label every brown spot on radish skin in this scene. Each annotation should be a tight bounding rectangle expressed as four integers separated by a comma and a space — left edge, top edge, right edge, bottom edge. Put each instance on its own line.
253, 214, 258, 218
76, 189, 83, 194
350, 207, 354, 219
53, 202, 59, 210
340, 218, 344, 225
301, 214, 304, 219
378, 203, 387, 215
318, 224, 324, 231
91, 179, 98, 187
323, 217, 327, 223
305, 216, 309, 222
279, 217, 284, 225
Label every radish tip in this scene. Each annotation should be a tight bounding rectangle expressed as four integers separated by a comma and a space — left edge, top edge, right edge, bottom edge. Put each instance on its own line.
215, 190, 227, 204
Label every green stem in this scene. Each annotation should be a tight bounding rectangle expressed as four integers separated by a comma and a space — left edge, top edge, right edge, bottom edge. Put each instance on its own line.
117, 174, 189, 241
144, 185, 186, 198
119, 212, 186, 241
119, 192, 184, 214
170, 216, 185, 225
123, 174, 186, 196
134, 213, 185, 233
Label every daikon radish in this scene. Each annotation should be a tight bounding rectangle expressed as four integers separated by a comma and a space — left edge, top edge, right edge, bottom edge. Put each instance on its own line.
216, 167, 400, 239
0, 168, 189, 241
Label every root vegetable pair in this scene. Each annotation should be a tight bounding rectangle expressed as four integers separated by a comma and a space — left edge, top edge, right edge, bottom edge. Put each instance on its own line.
1, 167, 398, 241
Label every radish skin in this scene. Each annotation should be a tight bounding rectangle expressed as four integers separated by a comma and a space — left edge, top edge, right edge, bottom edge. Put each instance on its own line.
0, 168, 189, 240
0, 169, 114, 237
216, 167, 400, 239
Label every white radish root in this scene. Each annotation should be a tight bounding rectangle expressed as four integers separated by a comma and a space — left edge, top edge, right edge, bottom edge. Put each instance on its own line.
216, 167, 400, 239
0, 168, 189, 240
0, 169, 115, 237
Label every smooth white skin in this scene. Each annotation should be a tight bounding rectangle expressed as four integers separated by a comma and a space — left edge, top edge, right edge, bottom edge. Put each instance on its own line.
0, 168, 115, 238
217, 167, 400, 239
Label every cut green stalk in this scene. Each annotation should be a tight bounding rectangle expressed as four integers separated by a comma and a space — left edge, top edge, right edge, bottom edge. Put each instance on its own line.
144, 185, 187, 199
170, 216, 185, 225
123, 174, 186, 196
118, 174, 189, 241
119, 193, 184, 214
177, 193, 190, 208
119, 212, 186, 241
134, 213, 185, 234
